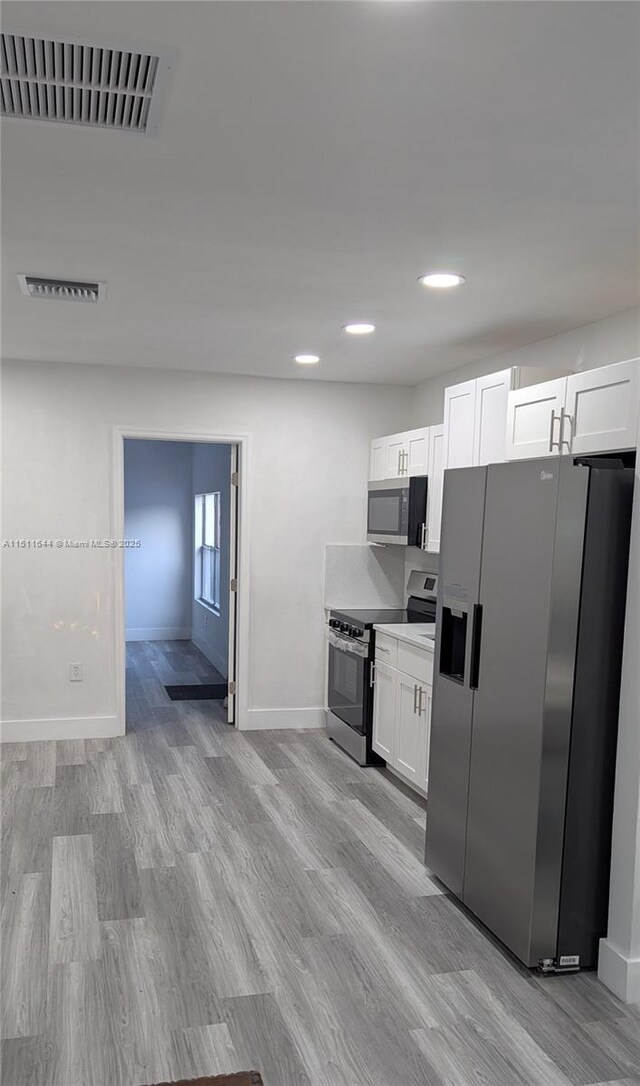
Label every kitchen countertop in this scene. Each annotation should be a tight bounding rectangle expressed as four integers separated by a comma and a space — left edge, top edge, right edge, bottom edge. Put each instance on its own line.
374, 622, 436, 650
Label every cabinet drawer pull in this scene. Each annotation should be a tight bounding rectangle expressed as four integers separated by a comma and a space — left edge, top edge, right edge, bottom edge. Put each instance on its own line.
413, 683, 419, 714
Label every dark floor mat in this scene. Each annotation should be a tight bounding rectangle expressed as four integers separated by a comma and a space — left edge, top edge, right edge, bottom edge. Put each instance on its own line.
165, 683, 228, 701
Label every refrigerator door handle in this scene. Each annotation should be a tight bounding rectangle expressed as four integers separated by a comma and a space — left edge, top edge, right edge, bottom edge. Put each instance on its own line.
469, 603, 483, 690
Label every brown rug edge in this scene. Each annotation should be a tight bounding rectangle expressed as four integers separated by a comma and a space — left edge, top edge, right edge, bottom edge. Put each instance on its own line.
145, 1073, 263, 1086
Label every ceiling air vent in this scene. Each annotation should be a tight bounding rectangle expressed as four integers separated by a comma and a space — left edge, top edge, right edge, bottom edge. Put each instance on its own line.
18, 275, 106, 303
0, 33, 174, 134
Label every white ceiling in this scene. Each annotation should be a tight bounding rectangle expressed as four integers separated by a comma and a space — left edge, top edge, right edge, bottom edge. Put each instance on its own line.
2, 1, 639, 385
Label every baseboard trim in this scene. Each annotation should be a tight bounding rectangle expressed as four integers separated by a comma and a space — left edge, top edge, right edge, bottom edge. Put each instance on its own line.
126, 628, 191, 642
241, 707, 326, 731
598, 937, 640, 1003
0, 715, 123, 743
191, 631, 228, 679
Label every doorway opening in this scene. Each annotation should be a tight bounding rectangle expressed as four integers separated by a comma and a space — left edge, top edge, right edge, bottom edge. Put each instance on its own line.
120, 436, 240, 734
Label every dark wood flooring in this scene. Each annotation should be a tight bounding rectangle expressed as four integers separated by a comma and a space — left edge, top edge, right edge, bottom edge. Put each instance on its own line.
1, 706, 639, 1085
126, 640, 227, 733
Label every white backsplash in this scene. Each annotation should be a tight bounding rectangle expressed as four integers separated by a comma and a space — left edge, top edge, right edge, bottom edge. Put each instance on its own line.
324, 544, 405, 609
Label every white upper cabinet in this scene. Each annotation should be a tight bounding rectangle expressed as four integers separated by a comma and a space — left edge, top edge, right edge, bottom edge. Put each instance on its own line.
506, 360, 640, 461
427, 425, 444, 553
443, 379, 477, 469
405, 427, 430, 476
564, 359, 639, 456
369, 437, 386, 480
474, 369, 514, 466
385, 433, 409, 479
444, 366, 572, 470
505, 377, 568, 461
369, 426, 430, 481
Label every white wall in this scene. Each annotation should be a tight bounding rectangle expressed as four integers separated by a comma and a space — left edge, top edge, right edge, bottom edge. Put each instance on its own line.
191, 442, 232, 677
411, 307, 640, 426
124, 439, 193, 641
0, 360, 411, 739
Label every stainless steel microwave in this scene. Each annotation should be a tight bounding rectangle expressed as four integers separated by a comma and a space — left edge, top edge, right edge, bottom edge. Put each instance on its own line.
367, 476, 428, 546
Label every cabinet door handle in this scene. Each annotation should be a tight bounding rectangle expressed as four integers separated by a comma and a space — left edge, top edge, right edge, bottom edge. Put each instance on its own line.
397, 449, 402, 475
420, 523, 427, 550
370, 662, 376, 688
549, 410, 561, 452
547, 410, 556, 453
402, 449, 408, 474
417, 685, 423, 715
377, 645, 390, 654
413, 683, 419, 714
561, 411, 573, 452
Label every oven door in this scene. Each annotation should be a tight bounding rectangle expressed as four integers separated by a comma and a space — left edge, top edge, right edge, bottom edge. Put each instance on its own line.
367, 479, 409, 545
327, 630, 370, 734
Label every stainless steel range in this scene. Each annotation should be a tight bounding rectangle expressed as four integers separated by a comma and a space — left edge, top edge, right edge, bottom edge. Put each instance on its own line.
326, 572, 438, 766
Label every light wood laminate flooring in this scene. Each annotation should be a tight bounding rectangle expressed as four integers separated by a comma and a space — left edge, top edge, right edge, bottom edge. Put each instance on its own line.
2, 707, 639, 1086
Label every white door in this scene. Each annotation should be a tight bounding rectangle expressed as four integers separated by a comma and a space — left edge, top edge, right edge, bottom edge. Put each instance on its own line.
563, 359, 640, 455
505, 378, 567, 461
443, 379, 477, 469
405, 427, 430, 477
419, 684, 433, 793
369, 438, 386, 481
385, 434, 408, 479
227, 445, 239, 725
427, 425, 444, 552
474, 368, 514, 466
395, 675, 423, 786
372, 661, 396, 762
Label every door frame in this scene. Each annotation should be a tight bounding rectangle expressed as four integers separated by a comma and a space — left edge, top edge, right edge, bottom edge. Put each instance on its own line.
111, 425, 250, 734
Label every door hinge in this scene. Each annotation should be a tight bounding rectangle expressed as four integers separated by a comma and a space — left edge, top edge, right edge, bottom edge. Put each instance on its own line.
228, 681, 236, 695
231, 471, 239, 486
230, 578, 238, 592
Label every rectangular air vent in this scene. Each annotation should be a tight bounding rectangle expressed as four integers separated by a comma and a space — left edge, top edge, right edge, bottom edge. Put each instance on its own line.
18, 275, 105, 302
0, 33, 173, 134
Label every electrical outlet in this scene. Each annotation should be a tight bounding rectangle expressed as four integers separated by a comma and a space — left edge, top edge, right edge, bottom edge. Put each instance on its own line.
69, 662, 83, 682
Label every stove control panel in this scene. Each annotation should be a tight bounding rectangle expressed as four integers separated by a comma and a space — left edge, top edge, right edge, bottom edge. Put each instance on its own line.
328, 617, 368, 642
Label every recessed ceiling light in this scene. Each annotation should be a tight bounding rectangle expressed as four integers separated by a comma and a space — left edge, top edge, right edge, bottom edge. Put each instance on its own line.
418, 272, 466, 289
294, 354, 320, 365
343, 323, 376, 335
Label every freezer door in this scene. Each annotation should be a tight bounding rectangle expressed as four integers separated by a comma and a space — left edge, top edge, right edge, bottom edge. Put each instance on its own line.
463, 458, 588, 967
425, 466, 487, 895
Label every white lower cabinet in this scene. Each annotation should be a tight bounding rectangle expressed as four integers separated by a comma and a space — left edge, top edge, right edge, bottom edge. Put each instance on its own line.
371, 661, 395, 762
372, 643, 432, 796
395, 675, 426, 787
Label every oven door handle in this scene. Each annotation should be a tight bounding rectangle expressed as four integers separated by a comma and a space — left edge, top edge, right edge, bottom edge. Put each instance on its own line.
327, 630, 369, 657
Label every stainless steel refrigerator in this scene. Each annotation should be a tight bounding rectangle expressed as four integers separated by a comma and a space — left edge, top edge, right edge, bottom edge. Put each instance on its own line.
425, 456, 634, 972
